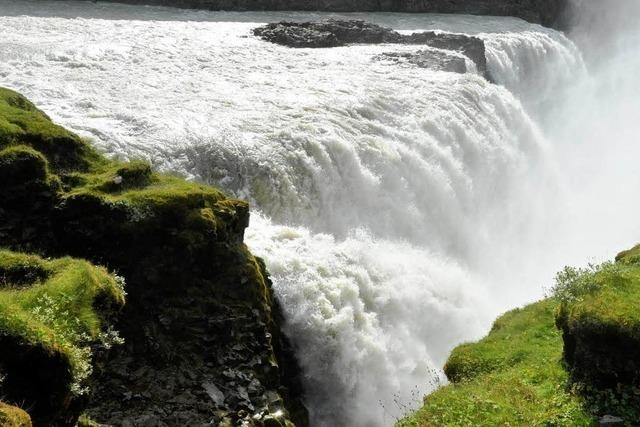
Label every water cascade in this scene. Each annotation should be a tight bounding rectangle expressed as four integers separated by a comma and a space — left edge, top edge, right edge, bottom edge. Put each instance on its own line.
0, 1, 638, 425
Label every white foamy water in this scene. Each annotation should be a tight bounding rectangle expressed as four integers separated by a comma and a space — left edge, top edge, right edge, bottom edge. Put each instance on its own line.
1, 1, 638, 425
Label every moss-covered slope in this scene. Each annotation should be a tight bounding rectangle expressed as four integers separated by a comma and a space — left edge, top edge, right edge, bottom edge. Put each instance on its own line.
397, 300, 594, 426
0, 251, 124, 426
555, 248, 640, 423
0, 402, 32, 427
0, 87, 306, 426
400, 244, 640, 427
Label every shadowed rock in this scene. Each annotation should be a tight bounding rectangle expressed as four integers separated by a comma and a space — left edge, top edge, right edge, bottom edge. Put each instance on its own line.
375, 50, 468, 74
254, 20, 488, 77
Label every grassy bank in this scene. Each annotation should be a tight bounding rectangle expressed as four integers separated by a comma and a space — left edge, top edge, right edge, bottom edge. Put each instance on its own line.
400, 245, 640, 426
398, 299, 593, 426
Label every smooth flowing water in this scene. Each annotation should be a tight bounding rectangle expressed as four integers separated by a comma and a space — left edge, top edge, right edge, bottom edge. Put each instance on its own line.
0, 1, 638, 425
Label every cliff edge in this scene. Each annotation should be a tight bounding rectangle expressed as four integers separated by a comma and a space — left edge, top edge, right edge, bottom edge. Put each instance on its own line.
0, 87, 307, 427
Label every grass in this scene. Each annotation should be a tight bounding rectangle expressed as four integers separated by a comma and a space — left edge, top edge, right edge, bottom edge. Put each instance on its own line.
558, 246, 640, 341
0, 87, 98, 172
0, 250, 125, 394
0, 87, 295, 423
400, 245, 640, 426
397, 299, 594, 427
0, 402, 31, 427
556, 261, 640, 344
554, 249, 640, 423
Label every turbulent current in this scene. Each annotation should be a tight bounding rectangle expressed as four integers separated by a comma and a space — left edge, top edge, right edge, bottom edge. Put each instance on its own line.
1, 1, 638, 425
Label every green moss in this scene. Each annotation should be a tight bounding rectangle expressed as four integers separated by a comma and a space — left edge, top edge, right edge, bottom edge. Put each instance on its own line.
0, 87, 304, 426
0, 88, 97, 172
0, 250, 125, 425
0, 251, 52, 288
0, 250, 125, 389
556, 263, 640, 344
554, 251, 640, 423
615, 244, 640, 265
398, 300, 594, 427
0, 402, 32, 427
76, 414, 103, 427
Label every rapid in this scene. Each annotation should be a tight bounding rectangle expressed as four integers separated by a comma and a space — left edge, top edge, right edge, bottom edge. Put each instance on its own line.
0, 1, 638, 425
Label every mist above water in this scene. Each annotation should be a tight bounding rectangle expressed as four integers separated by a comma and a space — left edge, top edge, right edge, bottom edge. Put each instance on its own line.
0, 1, 638, 425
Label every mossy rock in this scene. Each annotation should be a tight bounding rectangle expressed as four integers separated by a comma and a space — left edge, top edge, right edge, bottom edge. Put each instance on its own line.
0, 87, 306, 426
398, 300, 594, 426
555, 255, 640, 387
0, 402, 32, 427
0, 251, 125, 426
0, 88, 96, 172
555, 250, 640, 422
0, 145, 60, 215
615, 244, 640, 266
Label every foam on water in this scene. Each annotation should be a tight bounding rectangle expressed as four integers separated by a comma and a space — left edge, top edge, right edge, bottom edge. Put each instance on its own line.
2, 1, 636, 426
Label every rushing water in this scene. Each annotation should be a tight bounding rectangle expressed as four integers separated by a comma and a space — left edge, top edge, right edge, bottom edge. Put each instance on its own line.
0, 1, 638, 425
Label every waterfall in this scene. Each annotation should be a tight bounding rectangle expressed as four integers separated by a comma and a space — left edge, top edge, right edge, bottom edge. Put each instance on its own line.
1, 1, 637, 426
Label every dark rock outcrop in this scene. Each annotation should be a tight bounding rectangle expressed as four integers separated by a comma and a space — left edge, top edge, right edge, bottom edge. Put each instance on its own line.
72, 0, 569, 28
375, 50, 468, 74
254, 20, 488, 77
253, 20, 397, 47
0, 87, 308, 426
403, 31, 487, 76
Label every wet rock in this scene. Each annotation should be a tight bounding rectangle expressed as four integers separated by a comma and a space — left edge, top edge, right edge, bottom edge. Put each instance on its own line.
253, 20, 488, 77
203, 382, 225, 406
253, 23, 340, 48
599, 415, 624, 426
254, 20, 400, 47
0, 88, 309, 427
375, 50, 468, 74
403, 31, 488, 77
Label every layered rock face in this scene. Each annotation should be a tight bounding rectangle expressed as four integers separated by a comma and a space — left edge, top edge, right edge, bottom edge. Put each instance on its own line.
0, 87, 307, 426
75, 0, 569, 27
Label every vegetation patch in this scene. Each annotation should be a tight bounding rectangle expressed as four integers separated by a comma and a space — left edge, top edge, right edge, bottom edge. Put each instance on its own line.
0, 250, 125, 426
554, 250, 640, 423
0, 87, 306, 426
397, 299, 593, 426
0, 402, 32, 427
400, 245, 640, 426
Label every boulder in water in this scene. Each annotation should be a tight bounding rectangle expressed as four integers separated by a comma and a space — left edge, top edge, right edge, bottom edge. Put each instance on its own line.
253, 19, 400, 47
375, 50, 468, 74
253, 20, 488, 77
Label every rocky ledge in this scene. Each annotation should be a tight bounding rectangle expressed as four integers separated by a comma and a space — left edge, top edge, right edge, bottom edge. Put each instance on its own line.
0, 87, 307, 427
374, 50, 468, 74
254, 20, 488, 77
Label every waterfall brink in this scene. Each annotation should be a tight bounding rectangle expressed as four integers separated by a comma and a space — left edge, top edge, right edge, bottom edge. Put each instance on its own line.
2, 1, 637, 426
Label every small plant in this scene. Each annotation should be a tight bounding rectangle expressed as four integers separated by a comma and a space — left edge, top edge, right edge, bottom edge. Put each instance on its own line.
97, 326, 125, 350
381, 369, 445, 424
112, 274, 127, 297
571, 382, 640, 425
550, 261, 621, 304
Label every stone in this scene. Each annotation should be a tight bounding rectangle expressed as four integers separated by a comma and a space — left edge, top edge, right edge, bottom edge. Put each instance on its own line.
599, 415, 625, 426
375, 50, 468, 74
203, 382, 225, 406
254, 20, 488, 77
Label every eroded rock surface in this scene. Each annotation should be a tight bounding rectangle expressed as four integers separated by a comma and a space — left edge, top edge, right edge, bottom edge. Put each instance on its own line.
254, 20, 488, 77
375, 50, 468, 73
0, 87, 308, 427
